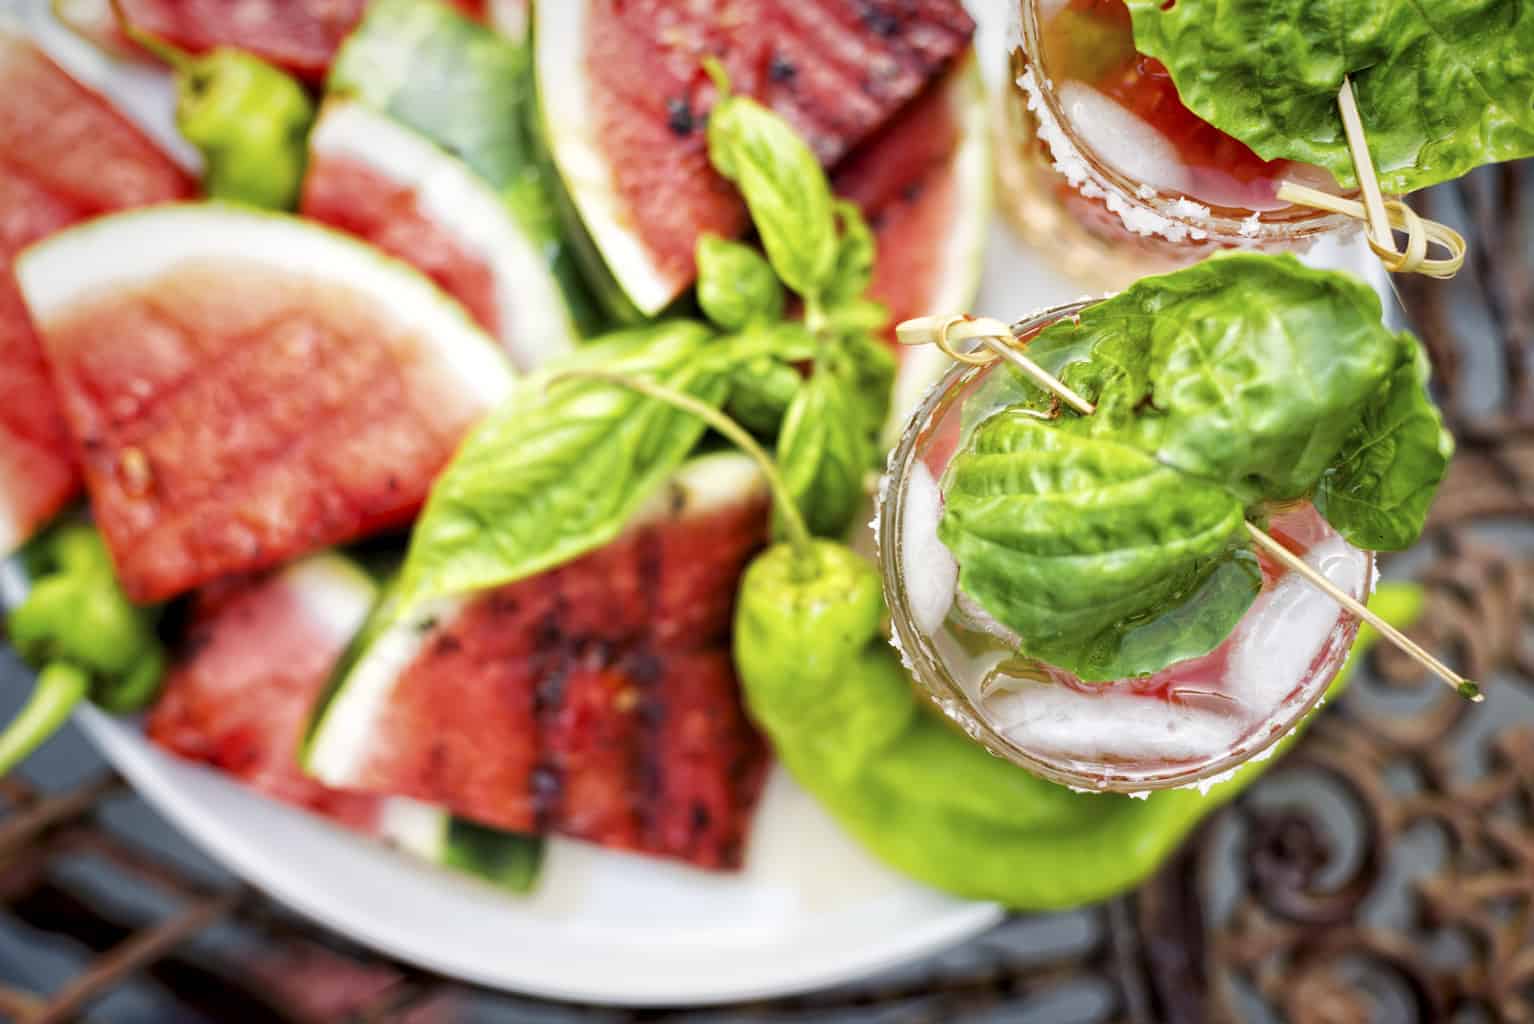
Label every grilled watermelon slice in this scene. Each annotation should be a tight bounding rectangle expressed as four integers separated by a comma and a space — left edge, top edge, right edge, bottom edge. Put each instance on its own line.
302, 99, 577, 370
306, 454, 773, 872
148, 551, 541, 890
0, 32, 194, 559
15, 204, 514, 603
534, 0, 976, 317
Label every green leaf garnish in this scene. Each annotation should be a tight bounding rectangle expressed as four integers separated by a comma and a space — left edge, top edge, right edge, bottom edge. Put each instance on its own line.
696, 234, 785, 330
1315, 338, 1454, 550
940, 412, 1256, 683
777, 364, 872, 538
941, 254, 1453, 681
395, 321, 728, 610
1124, 0, 1534, 192
706, 86, 838, 298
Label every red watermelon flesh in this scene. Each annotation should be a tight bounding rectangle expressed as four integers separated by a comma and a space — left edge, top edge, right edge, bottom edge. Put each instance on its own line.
342, 482, 771, 871
833, 62, 965, 333
0, 36, 194, 556
31, 254, 503, 604
584, 0, 974, 303
93, 0, 491, 79
302, 155, 500, 338
148, 562, 382, 830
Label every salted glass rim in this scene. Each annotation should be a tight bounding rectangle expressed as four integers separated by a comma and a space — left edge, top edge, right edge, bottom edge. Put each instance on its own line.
876, 298, 1374, 793
1012, 0, 1358, 247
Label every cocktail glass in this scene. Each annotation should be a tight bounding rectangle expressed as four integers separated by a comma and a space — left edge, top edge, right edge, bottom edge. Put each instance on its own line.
997, 0, 1357, 288
877, 300, 1374, 794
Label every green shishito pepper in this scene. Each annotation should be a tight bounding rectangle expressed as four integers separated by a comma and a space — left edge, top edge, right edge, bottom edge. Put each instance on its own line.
738, 552, 1420, 909
116, 3, 314, 210
550, 368, 1422, 909
1, 524, 165, 773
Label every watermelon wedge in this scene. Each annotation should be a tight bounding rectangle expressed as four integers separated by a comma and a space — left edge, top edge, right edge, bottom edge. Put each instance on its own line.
15, 204, 514, 603
302, 99, 577, 370
535, 0, 976, 316
0, 33, 194, 558
307, 454, 773, 871
831, 54, 991, 442
148, 552, 541, 890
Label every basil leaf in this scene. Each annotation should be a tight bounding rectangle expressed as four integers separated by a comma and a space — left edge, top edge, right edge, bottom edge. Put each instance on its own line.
777, 365, 871, 537
695, 234, 784, 330
707, 94, 837, 298
822, 200, 877, 308
727, 357, 803, 438
939, 410, 1256, 682
1315, 335, 1454, 550
1017, 254, 1403, 504
396, 321, 725, 610
833, 333, 896, 457
1124, 0, 1534, 192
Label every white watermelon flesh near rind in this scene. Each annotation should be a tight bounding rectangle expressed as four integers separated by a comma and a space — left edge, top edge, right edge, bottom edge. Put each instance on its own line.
305, 451, 768, 791
307, 99, 578, 371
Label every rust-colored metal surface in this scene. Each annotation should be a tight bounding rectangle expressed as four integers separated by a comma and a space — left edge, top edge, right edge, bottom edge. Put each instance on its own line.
0, 164, 1530, 1023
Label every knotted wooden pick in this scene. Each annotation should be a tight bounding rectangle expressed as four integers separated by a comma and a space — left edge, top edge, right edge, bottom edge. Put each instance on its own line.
1277, 78, 1466, 280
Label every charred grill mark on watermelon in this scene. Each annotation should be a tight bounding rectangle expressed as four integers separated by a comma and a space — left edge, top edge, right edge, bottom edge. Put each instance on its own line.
340, 489, 771, 870
0, 36, 194, 557
570, 0, 974, 309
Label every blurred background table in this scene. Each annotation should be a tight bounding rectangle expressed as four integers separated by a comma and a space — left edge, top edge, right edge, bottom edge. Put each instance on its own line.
1, 164, 1529, 1024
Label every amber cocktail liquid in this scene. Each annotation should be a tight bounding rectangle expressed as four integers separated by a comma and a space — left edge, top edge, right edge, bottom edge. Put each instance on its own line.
998, 0, 1353, 287
878, 303, 1374, 794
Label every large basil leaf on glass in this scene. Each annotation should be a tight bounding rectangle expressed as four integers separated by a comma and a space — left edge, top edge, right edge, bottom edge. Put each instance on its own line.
1010, 255, 1404, 504
1315, 336, 1454, 550
396, 321, 725, 612
939, 410, 1256, 682
1124, 0, 1534, 192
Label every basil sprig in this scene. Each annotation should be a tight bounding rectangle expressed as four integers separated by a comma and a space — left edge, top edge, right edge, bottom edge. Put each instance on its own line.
703, 62, 893, 537
1123, 0, 1534, 193
392, 63, 902, 613
940, 254, 1452, 682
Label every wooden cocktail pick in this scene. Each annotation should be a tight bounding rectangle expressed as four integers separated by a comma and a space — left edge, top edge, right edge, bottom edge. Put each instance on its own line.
1277, 77, 1466, 280
895, 315, 1483, 703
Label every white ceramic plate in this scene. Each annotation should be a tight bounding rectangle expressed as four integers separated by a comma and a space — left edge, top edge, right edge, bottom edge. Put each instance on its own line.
24, 0, 1389, 1006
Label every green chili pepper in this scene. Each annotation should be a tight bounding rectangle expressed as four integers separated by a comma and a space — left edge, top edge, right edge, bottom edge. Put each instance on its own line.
115, 2, 314, 209
737, 568, 1423, 910
1, 523, 166, 774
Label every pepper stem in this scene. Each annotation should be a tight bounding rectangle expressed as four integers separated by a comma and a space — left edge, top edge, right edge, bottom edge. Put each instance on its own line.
1244, 523, 1481, 703
548, 370, 816, 562
0, 662, 90, 776
109, 0, 196, 73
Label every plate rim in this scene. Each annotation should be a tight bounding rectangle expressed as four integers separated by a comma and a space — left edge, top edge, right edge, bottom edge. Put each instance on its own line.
76, 706, 1005, 1006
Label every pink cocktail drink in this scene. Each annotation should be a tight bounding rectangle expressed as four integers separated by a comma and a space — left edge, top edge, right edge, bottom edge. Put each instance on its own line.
998, 0, 1353, 285
878, 302, 1374, 793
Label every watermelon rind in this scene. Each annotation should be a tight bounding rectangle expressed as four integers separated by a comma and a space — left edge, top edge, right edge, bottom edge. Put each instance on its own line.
310, 98, 578, 369
882, 55, 992, 447
15, 202, 516, 410
303, 451, 766, 791
533, 0, 679, 318
379, 799, 543, 892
